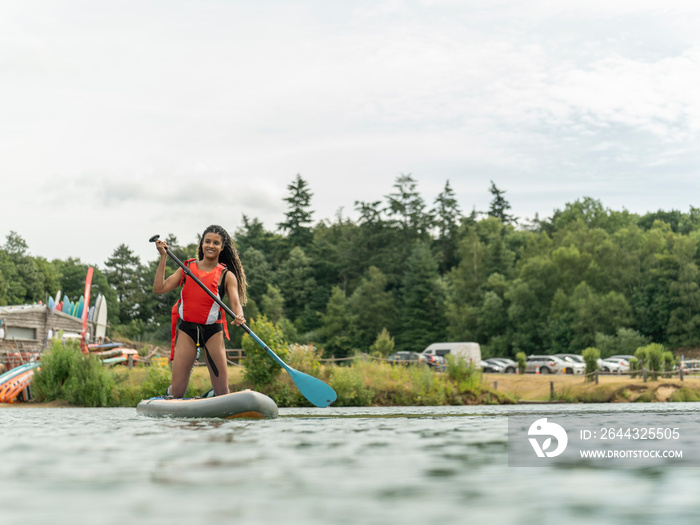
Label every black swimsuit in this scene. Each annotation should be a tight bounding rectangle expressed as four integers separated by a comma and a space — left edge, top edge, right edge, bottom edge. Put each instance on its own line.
178, 319, 223, 344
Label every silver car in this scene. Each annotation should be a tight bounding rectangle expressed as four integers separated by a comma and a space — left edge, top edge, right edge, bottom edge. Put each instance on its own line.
553, 354, 586, 375
485, 357, 517, 373
525, 355, 567, 375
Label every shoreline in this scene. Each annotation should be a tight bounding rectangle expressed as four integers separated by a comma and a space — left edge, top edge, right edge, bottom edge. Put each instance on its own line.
4, 374, 700, 408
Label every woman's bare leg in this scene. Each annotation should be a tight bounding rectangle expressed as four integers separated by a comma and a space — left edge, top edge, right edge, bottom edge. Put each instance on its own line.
170, 330, 197, 398
203, 331, 230, 396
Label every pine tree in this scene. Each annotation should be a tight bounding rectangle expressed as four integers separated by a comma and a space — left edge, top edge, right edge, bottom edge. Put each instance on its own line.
431, 180, 462, 274
278, 174, 314, 248
276, 246, 315, 323
321, 286, 354, 358
385, 173, 430, 236
488, 181, 516, 224
348, 266, 397, 350
396, 242, 445, 351
104, 244, 145, 324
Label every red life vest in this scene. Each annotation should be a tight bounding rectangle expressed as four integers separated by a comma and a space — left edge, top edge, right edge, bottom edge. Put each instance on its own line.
170, 259, 230, 359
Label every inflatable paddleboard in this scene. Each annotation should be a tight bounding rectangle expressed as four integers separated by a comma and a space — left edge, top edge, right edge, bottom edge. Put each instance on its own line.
0, 362, 38, 387
0, 369, 36, 403
136, 390, 278, 419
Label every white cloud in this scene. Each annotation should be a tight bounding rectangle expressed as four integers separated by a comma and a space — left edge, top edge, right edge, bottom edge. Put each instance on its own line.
2, 0, 700, 263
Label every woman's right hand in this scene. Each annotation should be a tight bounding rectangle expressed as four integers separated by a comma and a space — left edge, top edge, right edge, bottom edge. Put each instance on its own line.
156, 239, 168, 256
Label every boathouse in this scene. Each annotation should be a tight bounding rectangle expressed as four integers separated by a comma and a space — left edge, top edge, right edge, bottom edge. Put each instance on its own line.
0, 304, 97, 368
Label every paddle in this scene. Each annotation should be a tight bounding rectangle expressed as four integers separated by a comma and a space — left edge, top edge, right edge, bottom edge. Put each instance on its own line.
150, 234, 337, 408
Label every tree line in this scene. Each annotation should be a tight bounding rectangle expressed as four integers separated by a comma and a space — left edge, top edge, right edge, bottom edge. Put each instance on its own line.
3, 173, 700, 359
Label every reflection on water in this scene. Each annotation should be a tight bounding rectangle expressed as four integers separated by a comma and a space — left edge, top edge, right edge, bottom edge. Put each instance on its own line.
1, 403, 699, 525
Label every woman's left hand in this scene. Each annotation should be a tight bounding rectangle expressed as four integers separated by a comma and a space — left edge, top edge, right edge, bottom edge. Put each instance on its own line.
232, 314, 246, 326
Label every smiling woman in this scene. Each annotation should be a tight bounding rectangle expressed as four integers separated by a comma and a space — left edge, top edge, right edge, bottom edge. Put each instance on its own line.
153, 225, 248, 399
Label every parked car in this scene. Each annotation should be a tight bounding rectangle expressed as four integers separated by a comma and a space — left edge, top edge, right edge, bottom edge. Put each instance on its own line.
388, 351, 428, 366
553, 354, 586, 375
598, 358, 629, 374
605, 358, 630, 373
423, 354, 446, 370
481, 360, 505, 373
421, 342, 481, 365
608, 355, 635, 362
485, 358, 517, 373
525, 355, 567, 374
597, 358, 622, 374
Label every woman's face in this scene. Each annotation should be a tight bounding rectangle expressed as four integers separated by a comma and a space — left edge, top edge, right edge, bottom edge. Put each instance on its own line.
201, 232, 224, 260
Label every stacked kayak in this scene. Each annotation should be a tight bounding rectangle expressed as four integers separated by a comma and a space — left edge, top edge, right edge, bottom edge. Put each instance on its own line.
136, 390, 278, 419
0, 362, 39, 403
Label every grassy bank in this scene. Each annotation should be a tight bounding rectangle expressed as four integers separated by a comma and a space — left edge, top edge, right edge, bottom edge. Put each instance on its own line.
487, 373, 700, 403
15, 339, 700, 407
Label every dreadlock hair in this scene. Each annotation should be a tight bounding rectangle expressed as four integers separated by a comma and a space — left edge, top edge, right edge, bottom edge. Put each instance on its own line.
198, 224, 248, 306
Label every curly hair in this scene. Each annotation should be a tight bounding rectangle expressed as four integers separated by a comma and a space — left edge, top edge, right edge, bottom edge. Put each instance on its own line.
198, 224, 248, 305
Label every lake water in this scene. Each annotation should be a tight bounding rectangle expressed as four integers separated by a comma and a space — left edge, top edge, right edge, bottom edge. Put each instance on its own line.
1, 403, 700, 525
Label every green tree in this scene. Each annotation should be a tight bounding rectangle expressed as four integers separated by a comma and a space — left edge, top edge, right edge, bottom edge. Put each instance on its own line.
348, 266, 397, 351
369, 328, 395, 356
431, 180, 462, 274
240, 247, 273, 307
278, 174, 314, 248
236, 215, 285, 266
276, 246, 315, 324
385, 173, 431, 239
0, 232, 51, 304
667, 234, 700, 347
310, 214, 362, 294
396, 242, 445, 351
595, 328, 650, 359
321, 286, 354, 358
260, 284, 285, 323
104, 244, 145, 325
3, 231, 29, 257
487, 181, 516, 224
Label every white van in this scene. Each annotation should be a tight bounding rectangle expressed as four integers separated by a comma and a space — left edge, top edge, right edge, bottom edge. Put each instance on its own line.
421, 342, 481, 364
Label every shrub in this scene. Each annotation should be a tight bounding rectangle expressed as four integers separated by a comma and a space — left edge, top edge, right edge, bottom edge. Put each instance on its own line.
242, 315, 289, 387
34, 339, 115, 406
582, 347, 600, 382
445, 354, 481, 390
140, 364, 173, 398
662, 351, 676, 375
515, 352, 526, 374
369, 328, 395, 357
629, 357, 640, 378
638, 343, 665, 380
328, 365, 374, 406
63, 354, 115, 407
287, 343, 322, 376
33, 338, 82, 400
634, 346, 649, 372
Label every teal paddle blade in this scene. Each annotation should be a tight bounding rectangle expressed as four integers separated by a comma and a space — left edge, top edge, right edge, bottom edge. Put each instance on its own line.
287, 368, 337, 408
264, 347, 337, 407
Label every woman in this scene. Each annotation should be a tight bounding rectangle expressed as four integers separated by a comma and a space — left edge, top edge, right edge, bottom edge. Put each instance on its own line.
153, 225, 247, 398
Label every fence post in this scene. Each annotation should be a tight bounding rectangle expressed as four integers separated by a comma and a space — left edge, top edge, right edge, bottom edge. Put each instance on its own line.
643, 368, 647, 383
595, 370, 599, 385
550, 381, 554, 399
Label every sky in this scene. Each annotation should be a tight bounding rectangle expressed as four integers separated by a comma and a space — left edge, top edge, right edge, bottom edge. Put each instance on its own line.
2, 0, 700, 266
